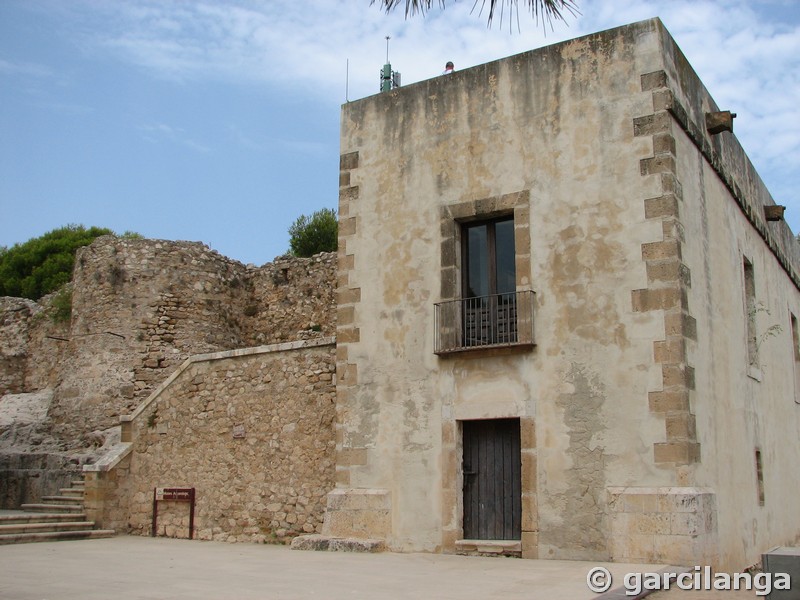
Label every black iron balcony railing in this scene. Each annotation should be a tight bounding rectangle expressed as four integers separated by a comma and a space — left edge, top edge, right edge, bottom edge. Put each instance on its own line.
434, 290, 535, 355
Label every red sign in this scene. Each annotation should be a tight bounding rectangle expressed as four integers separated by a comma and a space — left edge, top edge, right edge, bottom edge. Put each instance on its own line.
153, 487, 196, 539
156, 487, 194, 502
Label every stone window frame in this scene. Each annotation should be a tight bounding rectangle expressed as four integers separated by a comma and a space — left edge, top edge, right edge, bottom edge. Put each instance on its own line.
742, 254, 763, 382
436, 191, 534, 355
440, 191, 532, 304
791, 312, 800, 405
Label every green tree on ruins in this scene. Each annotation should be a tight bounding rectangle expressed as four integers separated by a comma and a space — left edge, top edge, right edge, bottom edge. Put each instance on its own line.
0, 225, 137, 300
373, 0, 579, 29
288, 208, 338, 258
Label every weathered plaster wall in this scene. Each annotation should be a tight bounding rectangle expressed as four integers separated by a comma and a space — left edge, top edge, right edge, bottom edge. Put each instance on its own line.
653, 32, 800, 569
334, 19, 674, 560
333, 17, 800, 569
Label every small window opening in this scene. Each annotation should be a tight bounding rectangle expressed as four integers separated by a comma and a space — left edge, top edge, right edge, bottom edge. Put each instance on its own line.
755, 448, 765, 506
744, 258, 758, 367
792, 313, 800, 404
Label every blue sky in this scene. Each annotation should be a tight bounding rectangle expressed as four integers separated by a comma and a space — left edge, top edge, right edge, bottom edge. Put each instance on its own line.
1, 0, 798, 266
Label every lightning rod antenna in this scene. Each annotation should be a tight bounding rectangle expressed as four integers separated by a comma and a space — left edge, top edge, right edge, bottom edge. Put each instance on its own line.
380, 35, 401, 93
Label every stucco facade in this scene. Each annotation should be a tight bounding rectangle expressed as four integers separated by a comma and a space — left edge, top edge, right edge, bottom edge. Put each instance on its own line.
326, 18, 800, 570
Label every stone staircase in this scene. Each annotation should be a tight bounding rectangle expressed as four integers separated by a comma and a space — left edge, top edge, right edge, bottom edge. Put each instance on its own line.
0, 477, 115, 545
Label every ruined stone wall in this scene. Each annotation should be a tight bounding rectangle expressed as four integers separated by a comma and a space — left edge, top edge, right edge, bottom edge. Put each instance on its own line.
0, 237, 336, 449
1, 238, 336, 509
245, 254, 337, 346
121, 339, 336, 543
49, 237, 251, 440
0, 296, 68, 396
0, 298, 35, 397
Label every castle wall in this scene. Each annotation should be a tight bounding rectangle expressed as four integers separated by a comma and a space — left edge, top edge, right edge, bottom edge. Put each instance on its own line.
654, 35, 800, 569
334, 19, 671, 560
331, 17, 800, 570
0, 296, 68, 397
0, 238, 336, 449
1, 239, 337, 512
111, 339, 337, 542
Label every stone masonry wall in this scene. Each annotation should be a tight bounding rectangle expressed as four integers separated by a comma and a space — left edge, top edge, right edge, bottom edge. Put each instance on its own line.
1, 238, 336, 510
0, 237, 336, 451
122, 339, 336, 543
0, 296, 68, 397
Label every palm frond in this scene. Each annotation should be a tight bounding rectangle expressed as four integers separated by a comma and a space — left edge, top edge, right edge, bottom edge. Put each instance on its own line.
372, 0, 580, 29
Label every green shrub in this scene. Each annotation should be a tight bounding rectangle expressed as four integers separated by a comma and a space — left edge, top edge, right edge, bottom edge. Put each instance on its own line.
288, 208, 338, 258
50, 287, 73, 324
0, 225, 138, 300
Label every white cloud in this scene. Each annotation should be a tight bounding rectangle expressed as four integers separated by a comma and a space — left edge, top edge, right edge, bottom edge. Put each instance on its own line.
19, 0, 800, 220
139, 121, 211, 153
0, 57, 54, 78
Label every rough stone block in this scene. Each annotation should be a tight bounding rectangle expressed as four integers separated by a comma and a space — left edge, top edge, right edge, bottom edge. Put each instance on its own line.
640, 155, 676, 176
633, 112, 671, 137
645, 259, 684, 283
335, 468, 351, 486
652, 132, 676, 155
339, 217, 357, 237
652, 89, 674, 112
337, 306, 354, 327
642, 239, 682, 261
644, 194, 679, 219
338, 447, 368, 467
328, 537, 385, 553
441, 527, 459, 552
705, 111, 734, 135
631, 287, 683, 312
622, 493, 658, 514
647, 390, 689, 413
521, 451, 537, 491
521, 492, 538, 532
665, 412, 697, 442
670, 512, 706, 536
520, 417, 536, 449
339, 151, 359, 171
661, 364, 695, 389
641, 70, 667, 91
338, 287, 361, 305
628, 512, 671, 536
521, 531, 539, 559
336, 328, 360, 344
664, 312, 697, 340
654, 442, 700, 465
653, 338, 687, 363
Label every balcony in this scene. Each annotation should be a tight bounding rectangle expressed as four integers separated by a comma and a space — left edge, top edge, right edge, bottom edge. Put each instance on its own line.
434, 290, 535, 355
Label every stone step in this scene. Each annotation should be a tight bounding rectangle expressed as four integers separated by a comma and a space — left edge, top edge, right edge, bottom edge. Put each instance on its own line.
58, 488, 85, 497
0, 521, 96, 535
71, 480, 85, 488
40, 495, 83, 505
0, 529, 115, 546
0, 512, 87, 525
19, 503, 84, 514
290, 534, 385, 553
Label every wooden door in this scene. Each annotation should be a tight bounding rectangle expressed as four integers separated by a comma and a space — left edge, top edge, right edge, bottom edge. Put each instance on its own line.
462, 419, 521, 540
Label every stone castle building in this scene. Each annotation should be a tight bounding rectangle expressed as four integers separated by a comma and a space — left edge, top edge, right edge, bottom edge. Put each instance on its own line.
323, 17, 800, 571
1, 17, 798, 572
